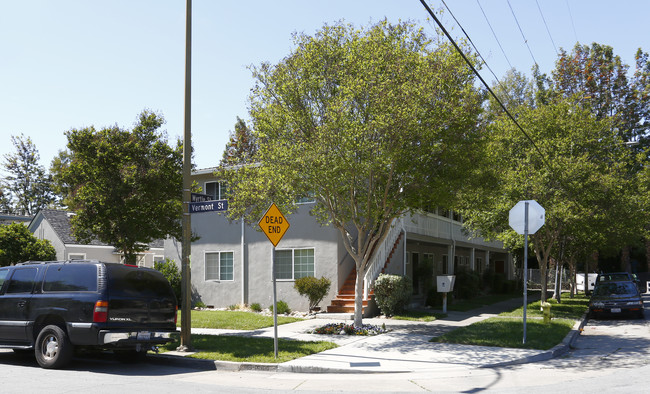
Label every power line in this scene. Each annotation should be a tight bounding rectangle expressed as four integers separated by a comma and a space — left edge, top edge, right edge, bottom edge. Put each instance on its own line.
507, 0, 538, 66
475, 0, 513, 71
417, 0, 552, 171
535, 0, 558, 55
440, 0, 502, 86
565, 0, 579, 43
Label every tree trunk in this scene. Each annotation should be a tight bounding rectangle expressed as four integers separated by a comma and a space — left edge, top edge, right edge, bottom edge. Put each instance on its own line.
354, 265, 365, 328
621, 245, 630, 272
646, 237, 650, 272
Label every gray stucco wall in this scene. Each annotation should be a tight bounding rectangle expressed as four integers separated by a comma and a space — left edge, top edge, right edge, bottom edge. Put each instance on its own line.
166, 203, 342, 312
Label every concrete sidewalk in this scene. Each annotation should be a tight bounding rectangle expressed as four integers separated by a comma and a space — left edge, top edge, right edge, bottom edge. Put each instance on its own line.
154, 297, 585, 373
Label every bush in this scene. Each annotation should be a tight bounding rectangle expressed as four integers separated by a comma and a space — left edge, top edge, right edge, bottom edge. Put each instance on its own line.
293, 276, 331, 312
154, 259, 182, 303
269, 300, 291, 315
373, 274, 412, 316
250, 303, 262, 312
453, 267, 481, 300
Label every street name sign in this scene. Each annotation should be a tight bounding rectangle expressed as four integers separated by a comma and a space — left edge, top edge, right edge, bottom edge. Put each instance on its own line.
189, 199, 228, 213
191, 192, 213, 203
258, 203, 290, 247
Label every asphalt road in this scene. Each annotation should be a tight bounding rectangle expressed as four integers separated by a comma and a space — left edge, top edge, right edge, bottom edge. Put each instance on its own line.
1, 295, 648, 393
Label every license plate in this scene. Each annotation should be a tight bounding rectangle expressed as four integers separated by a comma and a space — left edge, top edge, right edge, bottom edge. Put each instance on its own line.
137, 331, 151, 340
611, 308, 621, 313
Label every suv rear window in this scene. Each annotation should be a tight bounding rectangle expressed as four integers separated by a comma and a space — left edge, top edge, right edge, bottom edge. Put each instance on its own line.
106, 265, 173, 298
43, 264, 98, 292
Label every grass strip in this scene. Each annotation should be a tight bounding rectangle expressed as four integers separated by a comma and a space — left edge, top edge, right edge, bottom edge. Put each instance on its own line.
392, 310, 447, 321
177, 310, 303, 330
160, 334, 337, 363
430, 317, 576, 350
500, 294, 589, 320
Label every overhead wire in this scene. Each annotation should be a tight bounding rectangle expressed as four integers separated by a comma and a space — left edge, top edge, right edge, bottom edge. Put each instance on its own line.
565, 0, 579, 43
475, 0, 513, 71
440, 0, 502, 86
535, 0, 558, 55
416, 0, 552, 171
507, 0, 538, 66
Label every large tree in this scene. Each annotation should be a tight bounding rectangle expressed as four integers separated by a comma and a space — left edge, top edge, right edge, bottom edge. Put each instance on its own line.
56, 110, 183, 264
2, 134, 56, 215
223, 21, 486, 327
460, 97, 634, 301
0, 222, 56, 266
220, 117, 258, 166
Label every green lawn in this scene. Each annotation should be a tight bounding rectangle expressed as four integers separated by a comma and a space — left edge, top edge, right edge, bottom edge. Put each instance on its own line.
160, 334, 337, 363
431, 294, 589, 350
392, 310, 447, 321
177, 310, 303, 330
500, 294, 589, 319
447, 294, 525, 312
430, 317, 576, 350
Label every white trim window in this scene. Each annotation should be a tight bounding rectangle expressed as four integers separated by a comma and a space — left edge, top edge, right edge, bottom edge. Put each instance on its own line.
274, 248, 314, 280
68, 253, 86, 260
205, 251, 234, 281
205, 181, 228, 200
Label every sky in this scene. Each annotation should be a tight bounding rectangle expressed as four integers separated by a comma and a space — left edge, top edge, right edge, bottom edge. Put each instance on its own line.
1, 0, 649, 172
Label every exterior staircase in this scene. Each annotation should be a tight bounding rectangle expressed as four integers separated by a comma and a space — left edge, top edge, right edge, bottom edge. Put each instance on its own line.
326, 230, 404, 314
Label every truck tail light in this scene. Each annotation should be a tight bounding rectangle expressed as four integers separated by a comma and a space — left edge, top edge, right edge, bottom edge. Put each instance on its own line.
174, 305, 178, 325
93, 300, 109, 323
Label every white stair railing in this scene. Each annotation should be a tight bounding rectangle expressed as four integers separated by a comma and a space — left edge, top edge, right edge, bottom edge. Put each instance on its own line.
363, 218, 404, 300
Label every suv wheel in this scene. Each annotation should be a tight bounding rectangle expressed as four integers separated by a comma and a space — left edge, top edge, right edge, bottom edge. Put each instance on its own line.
35, 325, 73, 369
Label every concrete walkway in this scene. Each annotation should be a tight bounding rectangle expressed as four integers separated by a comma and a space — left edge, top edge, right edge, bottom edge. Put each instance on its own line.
154, 296, 585, 373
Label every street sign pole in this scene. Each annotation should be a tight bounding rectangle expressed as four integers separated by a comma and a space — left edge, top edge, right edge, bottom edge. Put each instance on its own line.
258, 203, 290, 360
523, 202, 528, 345
272, 246, 278, 359
509, 200, 544, 345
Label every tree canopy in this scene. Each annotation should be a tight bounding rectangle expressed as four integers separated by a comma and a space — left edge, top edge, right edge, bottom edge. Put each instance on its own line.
0, 222, 56, 266
223, 20, 486, 326
1, 134, 56, 215
55, 110, 183, 264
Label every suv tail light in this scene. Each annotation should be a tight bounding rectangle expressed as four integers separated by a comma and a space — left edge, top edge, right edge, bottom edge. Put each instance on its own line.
93, 300, 109, 322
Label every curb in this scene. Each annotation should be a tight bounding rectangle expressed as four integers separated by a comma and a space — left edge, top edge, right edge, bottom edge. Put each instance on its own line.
480, 313, 588, 369
149, 353, 279, 372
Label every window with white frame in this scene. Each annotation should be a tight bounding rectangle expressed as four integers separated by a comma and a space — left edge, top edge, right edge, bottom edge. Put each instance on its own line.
68, 253, 85, 260
205, 251, 234, 281
205, 181, 228, 200
274, 248, 314, 280
154, 255, 165, 264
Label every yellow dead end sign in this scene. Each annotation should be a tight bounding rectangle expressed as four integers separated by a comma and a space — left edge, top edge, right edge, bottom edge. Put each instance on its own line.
258, 203, 290, 247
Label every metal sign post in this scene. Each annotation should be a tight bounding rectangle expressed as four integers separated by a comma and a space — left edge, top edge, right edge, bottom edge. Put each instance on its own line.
258, 203, 290, 359
509, 200, 545, 345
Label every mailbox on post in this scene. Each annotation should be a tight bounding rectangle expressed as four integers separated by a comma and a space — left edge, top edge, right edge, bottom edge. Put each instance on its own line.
437, 275, 456, 313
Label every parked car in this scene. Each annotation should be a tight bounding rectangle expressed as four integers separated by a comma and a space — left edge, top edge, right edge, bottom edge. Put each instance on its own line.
597, 272, 643, 293
588, 280, 644, 319
0, 260, 178, 369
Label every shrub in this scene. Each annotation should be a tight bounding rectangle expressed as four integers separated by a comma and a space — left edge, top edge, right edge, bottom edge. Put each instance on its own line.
453, 267, 481, 300
269, 300, 291, 315
293, 276, 331, 312
250, 303, 262, 312
373, 274, 412, 316
154, 259, 182, 303
193, 301, 206, 309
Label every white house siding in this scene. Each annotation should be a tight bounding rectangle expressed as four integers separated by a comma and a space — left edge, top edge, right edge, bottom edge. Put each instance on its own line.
30, 214, 66, 260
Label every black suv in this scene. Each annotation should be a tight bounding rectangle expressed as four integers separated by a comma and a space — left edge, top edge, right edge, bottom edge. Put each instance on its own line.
0, 260, 178, 369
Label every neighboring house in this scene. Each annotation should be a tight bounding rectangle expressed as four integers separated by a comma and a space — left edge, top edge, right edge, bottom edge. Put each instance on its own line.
29, 209, 165, 267
0, 213, 33, 225
165, 167, 512, 314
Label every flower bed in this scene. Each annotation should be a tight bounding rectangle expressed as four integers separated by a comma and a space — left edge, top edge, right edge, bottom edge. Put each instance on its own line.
310, 323, 388, 336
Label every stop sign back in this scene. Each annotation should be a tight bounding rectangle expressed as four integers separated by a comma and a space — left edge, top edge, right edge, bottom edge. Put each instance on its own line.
509, 200, 545, 235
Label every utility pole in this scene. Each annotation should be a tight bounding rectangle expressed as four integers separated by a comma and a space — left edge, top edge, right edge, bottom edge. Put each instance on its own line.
179, 0, 192, 351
